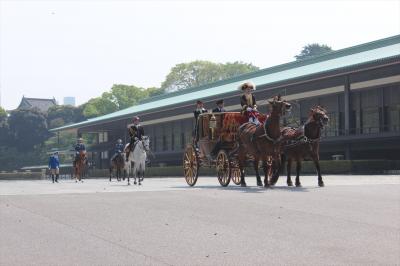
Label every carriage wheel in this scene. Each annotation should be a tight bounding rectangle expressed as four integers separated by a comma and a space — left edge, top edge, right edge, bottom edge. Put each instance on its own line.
231, 167, 241, 185
216, 150, 231, 187
183, 145, 199, 186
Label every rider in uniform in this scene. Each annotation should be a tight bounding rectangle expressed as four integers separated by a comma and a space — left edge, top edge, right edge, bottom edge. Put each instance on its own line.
111, 139, 124, 162
240, 81, 260, 125
126, 116, 144, 162
73, 137, 86, 167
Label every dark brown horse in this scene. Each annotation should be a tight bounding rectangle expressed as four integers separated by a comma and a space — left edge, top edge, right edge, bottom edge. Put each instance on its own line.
237, 96, 291, 187
74, 150, 87, 182
109, 153, 125, 182
271, 106, 329, 187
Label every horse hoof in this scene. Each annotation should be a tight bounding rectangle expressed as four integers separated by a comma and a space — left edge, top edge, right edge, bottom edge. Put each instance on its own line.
257, 181, 263, 187
134, 181, 137, 185
319, 181, 325, 187
287, 182, 293, 187
269, 179, 277, 186
128, 182, 130, 186
240, 182, 247, 187
295, 183, 302, 187
264, 183, 270, 188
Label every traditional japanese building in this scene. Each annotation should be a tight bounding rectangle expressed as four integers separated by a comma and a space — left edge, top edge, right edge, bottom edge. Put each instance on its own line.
17, 96, 57, 113
50, 35, 400, 168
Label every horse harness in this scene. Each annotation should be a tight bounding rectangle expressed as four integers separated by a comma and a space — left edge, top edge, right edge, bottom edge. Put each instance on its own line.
282, 121, 322, 150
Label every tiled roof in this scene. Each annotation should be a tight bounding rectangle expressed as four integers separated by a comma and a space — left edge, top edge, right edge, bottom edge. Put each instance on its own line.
18, 97, 57, 112
50, 35, 400, 132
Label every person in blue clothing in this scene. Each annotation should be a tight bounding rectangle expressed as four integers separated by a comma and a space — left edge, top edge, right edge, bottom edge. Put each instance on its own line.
111, 139, 124, 162
48, 152, 60, 183
73, 137, 86, 167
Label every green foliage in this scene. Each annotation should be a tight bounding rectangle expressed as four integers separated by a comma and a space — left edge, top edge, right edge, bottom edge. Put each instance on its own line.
47, 105, 85, 128
295, 43, 333, 60
7, 108, 51, 150
104, 84, 149, 109
0, 146, 48, 171
82, 97, 118, 118
161, 60, 259, 92
146, 87, 165, 97
0, 106, 7, 122
82, 85, 166, 118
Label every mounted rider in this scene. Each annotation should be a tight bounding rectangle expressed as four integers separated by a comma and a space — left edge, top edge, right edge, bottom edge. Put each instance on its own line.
111, 139, 124, 162
126, 116, 144, 162
240, 81, 260, 125
73, 137, 86, 166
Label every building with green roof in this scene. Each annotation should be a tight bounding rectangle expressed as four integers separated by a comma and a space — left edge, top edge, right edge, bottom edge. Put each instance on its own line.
51, 35, 400, 168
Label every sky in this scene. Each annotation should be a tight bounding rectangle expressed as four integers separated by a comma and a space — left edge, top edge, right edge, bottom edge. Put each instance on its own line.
0, 0, 399, 110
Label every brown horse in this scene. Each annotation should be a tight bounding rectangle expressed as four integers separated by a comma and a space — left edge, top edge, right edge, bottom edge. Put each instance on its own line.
237, 96, 291, 187
74, 150, 87, 182
109, 153, 125, 182
271, 106, 329, 187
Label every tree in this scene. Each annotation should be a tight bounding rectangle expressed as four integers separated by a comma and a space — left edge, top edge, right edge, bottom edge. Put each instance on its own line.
82, 85, 166, 118
146, 87, 165, 97
82, 96, 118, 118
0, 107, 10, 146
7, 108, 51, 150
295, 43, 333, 60
104, 84, 149, 110
161, 60, 259, 92
47, 105, 85, 128
0, 106, 7, 122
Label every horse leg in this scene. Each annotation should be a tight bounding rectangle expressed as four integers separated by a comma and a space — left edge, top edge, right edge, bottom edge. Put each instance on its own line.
262, 159, 270, 188
109, 167, 112, 182
238, 150, 246, 187
295, 161, 302, 187
287, 159, 293, 186
133, 165, 137, 185
254, 159, 263, 187
312, 156, 324, 187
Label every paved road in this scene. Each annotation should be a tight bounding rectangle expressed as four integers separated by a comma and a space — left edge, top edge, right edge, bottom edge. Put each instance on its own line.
1, 175, 399, 265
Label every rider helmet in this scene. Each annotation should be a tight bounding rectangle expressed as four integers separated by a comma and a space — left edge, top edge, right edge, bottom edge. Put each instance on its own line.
117, 139, 122, 143
77, 137, 83, 143
132, 116, 140, 123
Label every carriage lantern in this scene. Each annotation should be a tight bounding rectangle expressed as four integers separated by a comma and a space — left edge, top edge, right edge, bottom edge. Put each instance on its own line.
209, 114, 217, 140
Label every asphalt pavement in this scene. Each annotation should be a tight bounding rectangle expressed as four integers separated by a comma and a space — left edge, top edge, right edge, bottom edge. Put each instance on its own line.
0, 175, 399, 265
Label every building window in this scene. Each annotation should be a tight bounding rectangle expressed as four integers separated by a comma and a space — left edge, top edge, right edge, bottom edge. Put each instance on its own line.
101, 151, 108, 159
99, 132, 108, 143
163, 135, 167, 151
181, 133, 185, 149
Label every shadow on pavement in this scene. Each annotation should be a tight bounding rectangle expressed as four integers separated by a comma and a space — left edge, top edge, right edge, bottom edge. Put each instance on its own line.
171, 184, 310, 193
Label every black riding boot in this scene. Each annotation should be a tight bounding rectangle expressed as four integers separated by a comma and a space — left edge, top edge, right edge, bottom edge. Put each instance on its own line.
51, 174, 54, 183
55, 174, 59, 183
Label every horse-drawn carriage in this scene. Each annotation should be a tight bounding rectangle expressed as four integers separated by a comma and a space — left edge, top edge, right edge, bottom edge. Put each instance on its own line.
183, 111, 269, 187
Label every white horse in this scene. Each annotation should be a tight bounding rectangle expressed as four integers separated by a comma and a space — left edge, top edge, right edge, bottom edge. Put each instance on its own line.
125, 136, 150, 185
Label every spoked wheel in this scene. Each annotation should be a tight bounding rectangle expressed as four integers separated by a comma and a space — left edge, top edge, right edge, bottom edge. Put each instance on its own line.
216, 150, 231, 187
183, 145, 199, 186
231, 167, 241, 185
